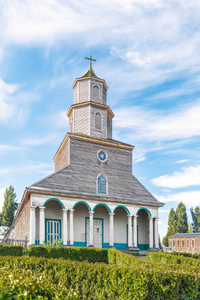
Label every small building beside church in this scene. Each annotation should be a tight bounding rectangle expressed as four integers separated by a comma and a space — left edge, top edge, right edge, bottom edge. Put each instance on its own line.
13, 58, 164, 251
169, 233, 200, 253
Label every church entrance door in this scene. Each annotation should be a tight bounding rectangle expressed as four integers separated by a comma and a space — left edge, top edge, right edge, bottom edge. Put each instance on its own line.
86, 218, 102, 248
94, 219, 102, 248
46, 219, 61, 244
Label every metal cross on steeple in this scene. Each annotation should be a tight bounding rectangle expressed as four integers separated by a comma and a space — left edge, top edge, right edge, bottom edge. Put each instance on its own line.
85, 56, 96, 68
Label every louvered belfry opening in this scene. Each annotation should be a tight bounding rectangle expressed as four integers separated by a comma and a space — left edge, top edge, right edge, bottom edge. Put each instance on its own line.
93, 85, 100, 101
95, 112, 102, 130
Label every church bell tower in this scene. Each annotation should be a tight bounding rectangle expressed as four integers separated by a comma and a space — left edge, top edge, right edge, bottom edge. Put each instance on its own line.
67, 56, 114, 140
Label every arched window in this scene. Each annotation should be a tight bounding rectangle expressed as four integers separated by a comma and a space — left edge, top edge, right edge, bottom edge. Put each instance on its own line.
92, 84, 100, 101
97, 174, 107, 194
94, 112, 102, 131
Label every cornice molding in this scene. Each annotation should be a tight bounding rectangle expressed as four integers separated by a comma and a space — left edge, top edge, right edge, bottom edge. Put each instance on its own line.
72, 76, 109, 90
67, 102, 114, 119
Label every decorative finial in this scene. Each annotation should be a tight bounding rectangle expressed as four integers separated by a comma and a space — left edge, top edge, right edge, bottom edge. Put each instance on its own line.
85, 56, 96, 69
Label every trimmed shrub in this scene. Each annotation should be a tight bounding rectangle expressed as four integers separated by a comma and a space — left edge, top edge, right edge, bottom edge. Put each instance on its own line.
0, 245, 23, 256
147, 251, 200, 267
29, 246, 110, 263
170, 251, 200, 259
0, 255, 200, 299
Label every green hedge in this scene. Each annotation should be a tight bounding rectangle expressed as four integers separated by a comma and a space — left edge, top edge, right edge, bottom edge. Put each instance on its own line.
29, 246, 200, 274
147, 251, 200, 267
0, 255, 200, 299
29, 246, 110, 263
0, 245, 23, 256
170, 251, 200, 259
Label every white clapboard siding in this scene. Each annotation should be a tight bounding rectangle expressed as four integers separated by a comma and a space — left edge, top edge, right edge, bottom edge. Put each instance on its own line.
79, 80, 89, 103
103, 87, 107, 105
54, 139, 69, 172
107, 113, 112, 139
74, 106, 90, 135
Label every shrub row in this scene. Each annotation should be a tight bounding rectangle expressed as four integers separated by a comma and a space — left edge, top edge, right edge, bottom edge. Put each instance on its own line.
29, 246, 110, 263
170, 251, 200, 259
0, 255, 200, 299
29, 246, 200, 274
146, 251, 200, 267
0, 245, 23, 256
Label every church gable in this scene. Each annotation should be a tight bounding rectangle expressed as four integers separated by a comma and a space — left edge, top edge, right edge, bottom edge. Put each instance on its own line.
30, 136, 162, 206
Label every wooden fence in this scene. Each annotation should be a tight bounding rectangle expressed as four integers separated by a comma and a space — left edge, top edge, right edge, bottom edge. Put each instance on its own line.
0, 236, 29, 251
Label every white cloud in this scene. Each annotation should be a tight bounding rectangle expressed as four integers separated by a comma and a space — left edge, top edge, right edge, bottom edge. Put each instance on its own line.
0, 78, 40, 127
0, 144, 28, 152
0, 160, 53, 176
0, 0, 200, 98
175, 159, 190, 164
156, 190, 200, 207
159, 209, 170, 213
114, 101, 200, 142
0, 188, 6, 212
0, 79, 18, 122
151, 165, 200, 188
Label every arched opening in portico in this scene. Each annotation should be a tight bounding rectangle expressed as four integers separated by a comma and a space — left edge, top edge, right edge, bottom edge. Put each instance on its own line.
44, 200, 63, 244
137, 209, 149, 250
93, 204, 110, 248
113, 206, 128, 250
73, 202, 90, 247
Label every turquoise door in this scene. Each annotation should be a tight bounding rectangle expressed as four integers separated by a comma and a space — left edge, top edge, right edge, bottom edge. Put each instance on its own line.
46, 219, 61, 243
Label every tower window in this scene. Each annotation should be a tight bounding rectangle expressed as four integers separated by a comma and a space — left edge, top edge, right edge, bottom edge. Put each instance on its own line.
92, 84, 100, 101
97, 174, 107, 194
94, 112, 102, 131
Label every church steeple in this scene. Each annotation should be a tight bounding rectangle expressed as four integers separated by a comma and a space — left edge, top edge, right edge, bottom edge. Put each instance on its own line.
68, 57, 114, 140
81, 56, 99, 79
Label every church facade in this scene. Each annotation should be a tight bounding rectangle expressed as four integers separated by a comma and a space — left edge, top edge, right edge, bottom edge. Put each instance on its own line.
14, 58, 164, 251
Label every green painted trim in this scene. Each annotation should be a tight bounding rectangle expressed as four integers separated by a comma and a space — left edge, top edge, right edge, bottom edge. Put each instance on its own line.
85, 217, 104, 247
114, 243, 127, 250
45, 218, 62, 244
136, 207, 152, 217
43, 198, 65, 209
73, 201, 91, 211
93, 203, 111, 213
103, 243, 109, 248
113, 205, 130, 215
74, 242, 85, 247
126, 224, 128, 246
137, 224, 138, 246
138, 244, 149, 250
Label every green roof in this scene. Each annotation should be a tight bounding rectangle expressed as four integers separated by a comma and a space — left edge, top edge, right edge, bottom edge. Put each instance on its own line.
81, 66, 99, 79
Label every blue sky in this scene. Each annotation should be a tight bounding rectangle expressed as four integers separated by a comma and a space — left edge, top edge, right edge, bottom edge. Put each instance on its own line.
0, 0, 200, 239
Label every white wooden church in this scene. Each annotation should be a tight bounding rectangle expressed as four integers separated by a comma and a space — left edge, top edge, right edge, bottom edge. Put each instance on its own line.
14, 57, 164, 251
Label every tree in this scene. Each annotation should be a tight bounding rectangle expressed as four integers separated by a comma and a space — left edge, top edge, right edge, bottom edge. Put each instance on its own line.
176, 202, 188, 233
162, 207, 177, 246
1, 186, 18, 226
190, 206, 200, 233
188, 221, 193, 233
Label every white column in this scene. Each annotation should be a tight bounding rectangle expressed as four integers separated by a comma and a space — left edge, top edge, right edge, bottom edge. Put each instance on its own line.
30, 206, 36, 245
62, 209, 68, 246
154, 217, 159, 248
89, 211, 94, 247
128, 215, 133, 248
39, 207, 45, 245
69, 209, 74, 246
133, 215, 138, 247
109, 213, 115, 248
149, 217, 153, 248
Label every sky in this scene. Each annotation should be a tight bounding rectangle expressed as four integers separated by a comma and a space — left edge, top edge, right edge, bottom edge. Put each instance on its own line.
0, 0, 200, 240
